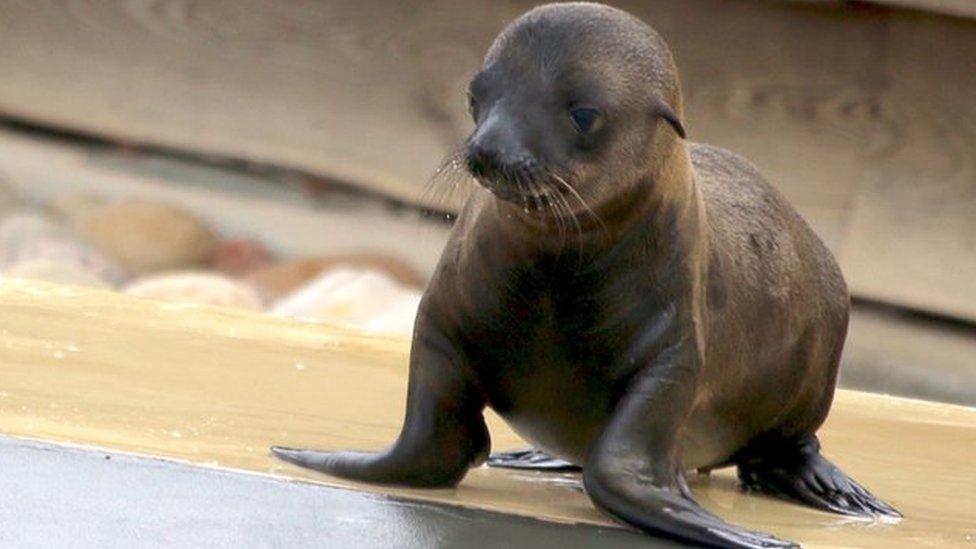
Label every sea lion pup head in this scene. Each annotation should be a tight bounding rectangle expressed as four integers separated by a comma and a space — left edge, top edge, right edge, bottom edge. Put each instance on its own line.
465, 3, 687, 220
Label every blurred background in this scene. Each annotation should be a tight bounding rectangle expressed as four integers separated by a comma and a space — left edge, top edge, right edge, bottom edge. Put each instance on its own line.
0, 0, 974, 404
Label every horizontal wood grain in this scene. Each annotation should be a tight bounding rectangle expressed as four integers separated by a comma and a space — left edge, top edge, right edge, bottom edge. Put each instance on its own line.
0, 0, 974, 319
867, 0, 976, 19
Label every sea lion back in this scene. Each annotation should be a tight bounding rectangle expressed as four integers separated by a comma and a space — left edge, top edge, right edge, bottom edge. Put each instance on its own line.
689, 142, 848, 322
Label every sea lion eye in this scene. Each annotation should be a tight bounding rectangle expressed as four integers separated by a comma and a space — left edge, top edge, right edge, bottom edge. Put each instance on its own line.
569, 107, 601, 134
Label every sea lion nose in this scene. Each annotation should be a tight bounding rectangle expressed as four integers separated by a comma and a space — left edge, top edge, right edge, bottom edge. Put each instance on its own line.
467, 107, 524, 178
466, 141, 501, 177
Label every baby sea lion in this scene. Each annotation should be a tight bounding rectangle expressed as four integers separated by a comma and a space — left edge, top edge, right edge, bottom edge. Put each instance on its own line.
273, 3, 900, 547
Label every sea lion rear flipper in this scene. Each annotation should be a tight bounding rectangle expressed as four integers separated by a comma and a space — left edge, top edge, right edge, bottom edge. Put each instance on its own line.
737, 435, 901, 519
584, 343, 798, 548
486, 449, 581, 471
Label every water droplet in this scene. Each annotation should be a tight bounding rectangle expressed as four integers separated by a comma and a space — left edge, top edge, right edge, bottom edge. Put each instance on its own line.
170, 430, 183, 438
53, 351, 65, 359
294, 362, 306, 371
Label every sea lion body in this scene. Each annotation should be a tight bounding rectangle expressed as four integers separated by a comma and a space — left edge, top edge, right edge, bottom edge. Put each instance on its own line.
274, 4, 898, 547
440, 142, 846, 472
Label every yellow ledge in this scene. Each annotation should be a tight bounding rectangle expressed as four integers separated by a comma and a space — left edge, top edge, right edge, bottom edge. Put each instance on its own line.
0, 278, 973, 547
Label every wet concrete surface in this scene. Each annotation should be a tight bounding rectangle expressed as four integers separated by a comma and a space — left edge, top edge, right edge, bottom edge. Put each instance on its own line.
1, 280, 975, 548
0, 437, 664, 549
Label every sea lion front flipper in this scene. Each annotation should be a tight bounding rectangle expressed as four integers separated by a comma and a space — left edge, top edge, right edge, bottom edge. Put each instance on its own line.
584, 342, 797, 548
271, 326, 490, 488
737, 435, 901, 519
486, 449, 581, 471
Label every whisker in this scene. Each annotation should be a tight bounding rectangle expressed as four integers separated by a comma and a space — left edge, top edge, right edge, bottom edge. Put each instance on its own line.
566, 192, 584, 257
534, 180, 564, 250
515, 178, 532, 216
550, 172, 607, 235
419, 145, 473, 215
542, 182, 568, 250
525, 176, 544, 216
549, 179, 583, 258
545, 171, 591, 259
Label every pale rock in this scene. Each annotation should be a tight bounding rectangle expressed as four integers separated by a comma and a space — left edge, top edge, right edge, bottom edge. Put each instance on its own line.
124, 271, 263, 311
75, 199, 217, 275
272, 268, 422, 336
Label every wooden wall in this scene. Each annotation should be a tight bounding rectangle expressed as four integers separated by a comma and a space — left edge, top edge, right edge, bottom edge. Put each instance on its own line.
868, 0, 976, 19
0, 0, 974, 320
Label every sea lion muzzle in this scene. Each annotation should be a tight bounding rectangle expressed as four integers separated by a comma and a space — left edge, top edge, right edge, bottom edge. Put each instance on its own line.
465, 116, 547, 202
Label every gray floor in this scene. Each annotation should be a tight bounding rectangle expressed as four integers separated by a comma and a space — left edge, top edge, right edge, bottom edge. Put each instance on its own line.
0, 437, 671, 549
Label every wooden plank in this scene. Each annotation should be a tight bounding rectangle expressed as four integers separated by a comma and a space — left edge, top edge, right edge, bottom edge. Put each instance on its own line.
0, 278, 974, 547
867, 0, 976, 19
0, 128, 450, 277
0, 0, 503, 210
837, 12, 976, 321
1, 0, 975, 319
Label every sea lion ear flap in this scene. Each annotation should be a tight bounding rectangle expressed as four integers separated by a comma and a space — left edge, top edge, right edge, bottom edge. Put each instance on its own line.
652, 101, 686, 139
